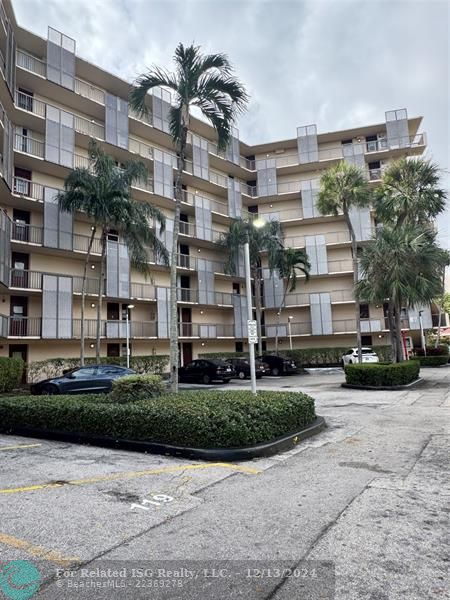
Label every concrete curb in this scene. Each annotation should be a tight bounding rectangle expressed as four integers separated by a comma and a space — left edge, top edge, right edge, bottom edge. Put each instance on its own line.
1, 417, 326, 462
341, 378, 424, 391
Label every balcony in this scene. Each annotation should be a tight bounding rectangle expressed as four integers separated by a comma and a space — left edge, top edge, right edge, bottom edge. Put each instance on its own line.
178, 322, 234, 338
74, 114, 105, 140
176, 288, 234, 306
282, 288, 354, 307
14, 133, 44, 158
16, 50, 46, 78
11, 223, 103, 254
15, 90, 46, 118
13, 177, 45, 202
183, 159, 228, 188
74, 78, 105, 105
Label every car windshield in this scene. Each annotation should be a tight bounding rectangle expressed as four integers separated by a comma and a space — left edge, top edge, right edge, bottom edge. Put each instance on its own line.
362, 349, 376, 354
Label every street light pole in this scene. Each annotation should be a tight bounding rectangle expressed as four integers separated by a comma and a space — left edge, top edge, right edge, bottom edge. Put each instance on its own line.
244, 236, 257, 396
126, 304, 134, 369
288, 315, 293, 350
418, 310, 426, 357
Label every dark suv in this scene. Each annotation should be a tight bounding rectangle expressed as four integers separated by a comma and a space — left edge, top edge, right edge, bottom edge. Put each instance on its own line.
178, 359, 235, 384
225, 358, 266, 380
257, 355, 298, 376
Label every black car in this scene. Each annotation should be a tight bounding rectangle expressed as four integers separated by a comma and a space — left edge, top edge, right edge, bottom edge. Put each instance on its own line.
30, 365, 135, 395
178, 359, 234, 384
225, 358, 266, 380
257, 355, 298, 376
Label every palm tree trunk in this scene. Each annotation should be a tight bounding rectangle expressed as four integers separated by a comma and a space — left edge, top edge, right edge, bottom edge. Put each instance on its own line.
387, 301, 397, 362
275, 282, 289, 355
169, 121, 188, 392
395, 302, 404, 362
80, 227, 97, 366
344, 209, 362, 363
96, 228, 107, 363
254, 269, 263, 356
435, 303, 442, 348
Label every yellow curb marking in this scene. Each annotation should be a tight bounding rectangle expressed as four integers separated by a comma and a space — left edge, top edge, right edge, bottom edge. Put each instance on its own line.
0, 462, 260, 496
0, 533, 80, 567
0, 444, 42, 451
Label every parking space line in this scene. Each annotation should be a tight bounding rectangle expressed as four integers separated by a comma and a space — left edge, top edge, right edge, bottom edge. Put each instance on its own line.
0, 533, 80, 566
0, 462, 260, 496
0, 443, 42, 451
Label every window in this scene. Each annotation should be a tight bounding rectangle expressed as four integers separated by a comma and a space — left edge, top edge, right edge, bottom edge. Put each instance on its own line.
98, 366, 123, 375
361, 336, 373, 346
248, 205, 258, 214
107, 343, 120, 357
360, 304, 370, 319
71, 367, 97, 378
235, 341, 243, 353
233, 283, 240, 295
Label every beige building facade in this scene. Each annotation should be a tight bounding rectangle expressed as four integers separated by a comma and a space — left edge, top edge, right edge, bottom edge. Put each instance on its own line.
0, 0, 437, 367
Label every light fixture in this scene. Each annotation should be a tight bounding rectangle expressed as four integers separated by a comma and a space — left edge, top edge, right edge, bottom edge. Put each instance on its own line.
201, 342, 205, 346
200, 310, 204, 315
197, 248, 201, 253
91, 303, 96, 308
269, 204, 273, 208
378, 334, 383, 339
89, 343, 95, 348
90, 264, 95, 269
91, 226, 95, 231
127, 304, 135, 309
288, 315, 294, 321
253, 217, 266, 229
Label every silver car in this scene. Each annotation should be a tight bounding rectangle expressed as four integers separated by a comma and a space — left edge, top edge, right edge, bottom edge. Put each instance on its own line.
342, 347, 380, 366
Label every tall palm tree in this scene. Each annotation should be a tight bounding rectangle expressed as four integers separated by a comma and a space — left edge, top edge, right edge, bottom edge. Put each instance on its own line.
274, 247, 310, 354
58, 141, 168, 364
374, 158, 446, 229
356, 226, 448, 361
217, 218, 284, 355
130, 43, 248, 392
317, 162, 372, 363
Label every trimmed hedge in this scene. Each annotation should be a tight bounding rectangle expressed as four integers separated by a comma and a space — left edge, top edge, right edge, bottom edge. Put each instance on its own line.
0, 358, 24, 393
0, 390, 316, 448
107, 374, 165, 403
199, 346, 393, 366
345, 360, 420, 387
416, 356, 448, 367
27, 355, 169, 383
415, 345, 449, 357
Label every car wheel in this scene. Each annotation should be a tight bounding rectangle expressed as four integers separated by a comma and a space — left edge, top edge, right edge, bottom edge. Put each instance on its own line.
238, 370, 246, 380
202, 374, 211, 385
42, 384, 58, 396
271, 367, 280, 376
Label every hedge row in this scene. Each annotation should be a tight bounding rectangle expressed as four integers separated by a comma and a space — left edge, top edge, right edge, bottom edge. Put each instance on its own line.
415, 345, 449, 357
199, 346, 392, 366
345, 360, 420, 387
416, 356, 448, 367
27, 355, 169, 383
0, 358, 24, 393
0, 390, 316, 448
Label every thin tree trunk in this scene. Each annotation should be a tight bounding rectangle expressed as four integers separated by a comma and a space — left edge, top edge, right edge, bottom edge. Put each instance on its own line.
344, 208, 362, 363
275, 281, 289, 355
435, 303, 442, 348
395, 303, 404, 362
169, 123, 188, 392
254, 269, 263, 356
80, 227, 97, 366
387, 300, 397, 362
95, 228, 107, 363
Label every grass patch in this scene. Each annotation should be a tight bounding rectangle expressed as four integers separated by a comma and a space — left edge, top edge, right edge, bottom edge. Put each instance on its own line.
344, 360, 420, 387
0, 390, 316, 448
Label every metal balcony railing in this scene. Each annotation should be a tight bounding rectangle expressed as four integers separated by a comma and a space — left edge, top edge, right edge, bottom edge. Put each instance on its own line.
14, 134, 44, 158
10, 223, 103, 254
16, 50, 46, 77
128, 105, 153, 126
178, 322, 234, 338
15, 90, 46, 117
74, 78, 105, 104
7, 316, 42, 337
13, 177, 45, 201
74, 114, 105, 140
9, 269, 42, 290
282, 288, 354, 307
129, 137, 154, 160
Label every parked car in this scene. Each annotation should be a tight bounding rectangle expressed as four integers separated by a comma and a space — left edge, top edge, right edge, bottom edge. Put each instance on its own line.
257, 354, 298, 376
341, 347, 380, 366
225, 357, 267, 380
178, 359, 234, 384
30, 365, 135, 395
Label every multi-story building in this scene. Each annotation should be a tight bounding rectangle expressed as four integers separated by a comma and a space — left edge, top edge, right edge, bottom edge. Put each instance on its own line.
0, 0, 437, 368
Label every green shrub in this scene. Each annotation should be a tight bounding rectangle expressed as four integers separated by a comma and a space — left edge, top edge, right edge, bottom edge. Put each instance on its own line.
0, 390, 316, 448
27, 355, 169, 383
345, 360, 420, 387
416, 345, 449, 357
0, 357, 24, 393
416, 355, 448, 367
107, 374, 165, 403
199, 352, 248, 359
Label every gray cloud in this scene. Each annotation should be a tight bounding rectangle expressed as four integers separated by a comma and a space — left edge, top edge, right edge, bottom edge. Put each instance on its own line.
13, 0, 449, 242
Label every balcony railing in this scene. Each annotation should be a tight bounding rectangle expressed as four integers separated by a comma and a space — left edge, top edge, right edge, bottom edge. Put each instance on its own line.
15, 90, 46, 118
7, 316, 42, 337
178, 323, 234, 338
9, 269, 42, 290
74, 114, 105, 140
14, 134, 44, 158
74, 78, 105, 105
129, 137, 154, 160
282, 288, 354, 307
128, 105, 153, 126
176, 288, 234, 306
10, 223, 103, 254
16, 50, 46, 77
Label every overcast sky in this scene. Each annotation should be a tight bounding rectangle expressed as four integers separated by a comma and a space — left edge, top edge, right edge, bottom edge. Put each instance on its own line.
14, 0, 450, 243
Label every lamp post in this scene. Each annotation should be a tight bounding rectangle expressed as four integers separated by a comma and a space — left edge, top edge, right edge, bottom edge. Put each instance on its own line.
288, 315, 293, 350
418, 310, 426, 357
126, 304, 134, 368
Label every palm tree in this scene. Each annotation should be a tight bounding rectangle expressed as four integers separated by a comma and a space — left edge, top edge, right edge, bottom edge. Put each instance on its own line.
130, 43, 248, 392
274, 247, 311, 354
374, 158, 446, 229
356, 226, 448, 361
317, 162, 372, 363
58, 141, 168, 364
217, 218, 284, 355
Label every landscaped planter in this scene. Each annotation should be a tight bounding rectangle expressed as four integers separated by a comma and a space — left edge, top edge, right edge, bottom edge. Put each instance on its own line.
0, 390, 324, 460
343, 360, 421, 389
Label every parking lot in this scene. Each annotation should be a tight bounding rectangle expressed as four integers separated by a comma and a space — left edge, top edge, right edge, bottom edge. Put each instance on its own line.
0, 367, 449, 599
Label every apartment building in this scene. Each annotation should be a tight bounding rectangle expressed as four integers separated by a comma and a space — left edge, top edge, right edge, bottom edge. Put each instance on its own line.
0, 0, 436, 368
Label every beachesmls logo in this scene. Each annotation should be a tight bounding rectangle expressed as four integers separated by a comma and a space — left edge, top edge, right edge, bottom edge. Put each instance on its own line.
0, 561, 41, 600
